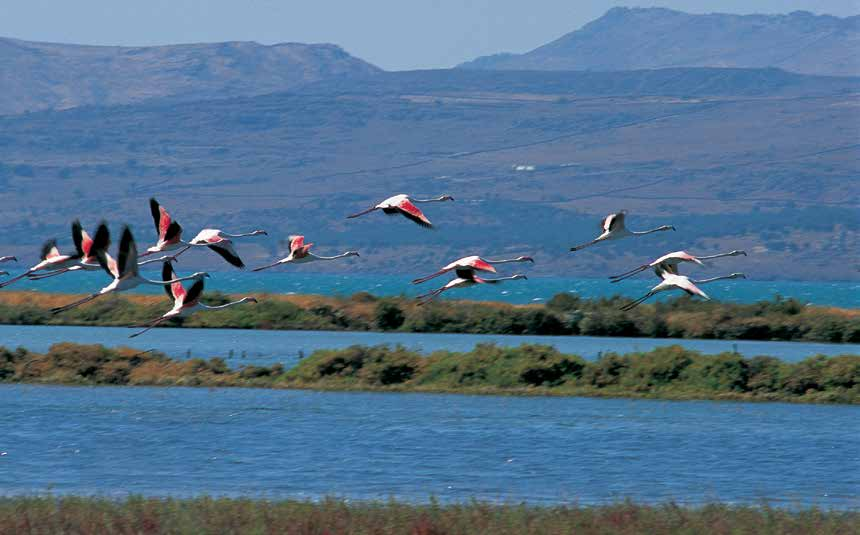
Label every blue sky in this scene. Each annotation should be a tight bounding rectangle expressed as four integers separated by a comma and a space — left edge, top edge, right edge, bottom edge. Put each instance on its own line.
1, 1, 857, 70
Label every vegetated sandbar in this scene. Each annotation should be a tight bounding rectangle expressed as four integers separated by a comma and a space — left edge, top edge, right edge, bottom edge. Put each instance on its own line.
0, 496, 855, 535
0, 290, 858, 343
2, 342, 857, 404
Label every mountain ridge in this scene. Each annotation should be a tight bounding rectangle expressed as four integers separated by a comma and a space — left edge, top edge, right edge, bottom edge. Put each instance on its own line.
0, 36, 382, 116
459, 7, 860, 76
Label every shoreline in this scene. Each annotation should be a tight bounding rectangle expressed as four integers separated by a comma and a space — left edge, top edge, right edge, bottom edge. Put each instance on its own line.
3, 342, 856, 405
0, 290, 857, 344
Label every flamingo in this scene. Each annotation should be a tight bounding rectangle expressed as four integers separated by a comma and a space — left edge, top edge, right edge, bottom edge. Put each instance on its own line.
0, 225, 84, 288
417, 270, 528, 304
347, 194, 454, 228
609, 250, 747, 283
570, 211, 675, 252
27, 220, 176, 281
51, 224, 209, 314
185, 228, 267, 269
253, 235, 359, 272
129, 262, 258, 338
620, 272, 747, 311
412, 255, 534, 284
143, 198, 266, 268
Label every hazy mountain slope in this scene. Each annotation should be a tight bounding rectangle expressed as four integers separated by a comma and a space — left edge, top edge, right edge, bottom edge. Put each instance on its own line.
0, 68, 856, 279
460, 8, 860, 77
0, 37, 381, 115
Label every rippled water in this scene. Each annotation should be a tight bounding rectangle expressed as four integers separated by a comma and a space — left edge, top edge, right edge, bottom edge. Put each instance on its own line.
1, 325, 856, 368
0, 384, 857, 507
14, 272, 860, 307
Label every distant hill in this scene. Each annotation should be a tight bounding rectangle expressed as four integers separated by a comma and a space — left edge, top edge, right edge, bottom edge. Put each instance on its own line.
0, 67, 856, 280
460, 7, 860, 77
0, 37, 381, 115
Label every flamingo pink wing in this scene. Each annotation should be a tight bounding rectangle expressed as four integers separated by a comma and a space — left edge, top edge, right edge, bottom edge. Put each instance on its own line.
171, 281, 187, 303
397, 199, 432, 226
468, 258, 496, 273
289, 235, 305, 253
675, 277, 708, 299
80, 231, 94, 257
159, 207, 172, 240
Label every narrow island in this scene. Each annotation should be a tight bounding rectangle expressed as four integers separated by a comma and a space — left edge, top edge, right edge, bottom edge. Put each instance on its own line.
0, 290, 857, 343
0, 496, 855, 534
2, 342, 856, 404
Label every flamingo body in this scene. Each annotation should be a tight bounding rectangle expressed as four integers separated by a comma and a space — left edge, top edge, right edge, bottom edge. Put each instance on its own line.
412, 254, 534, 284
347, 193, 453, 228
570, 211, 675, 252
253, 235, 358, 271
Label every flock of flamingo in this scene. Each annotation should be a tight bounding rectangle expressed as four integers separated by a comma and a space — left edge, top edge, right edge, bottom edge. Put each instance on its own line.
0, 194, 746, 337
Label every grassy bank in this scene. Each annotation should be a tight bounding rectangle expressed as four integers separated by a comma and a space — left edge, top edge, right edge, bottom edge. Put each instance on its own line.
2, 343, 857, 404
0, 496, 854, 535
0, 290, 858, 343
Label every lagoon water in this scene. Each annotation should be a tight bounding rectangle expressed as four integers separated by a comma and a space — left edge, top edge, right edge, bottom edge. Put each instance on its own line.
1, 325, 857, 368
20, 272, 860, 308
0, 384, 857, 508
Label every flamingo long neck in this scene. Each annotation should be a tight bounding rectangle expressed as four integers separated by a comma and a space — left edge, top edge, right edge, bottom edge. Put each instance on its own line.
412, 196, 448, 203
696, 251, 739, 260
482, 275, 523, 283
201, 298, 254, 309
693, 275, 742, 285
310, 252, 353, 261
137, 254, 176, 267
486, 257, 526, 264
220, 231, 264, 238
631, 227, 671, 236
141, 274, 204, 286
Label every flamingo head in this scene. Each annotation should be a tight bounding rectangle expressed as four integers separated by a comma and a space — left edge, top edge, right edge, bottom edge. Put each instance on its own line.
730, 250, 747, 256
346, 251, 361, 257
252, 230, 268, 236
512, 274, 528, 280
440, 195, 455, 201
727, 273, 747, 279
245, 297, 259, 304
660, 225, 676, 231
191, 272, 211, 279
0, 271, 7, 276
517, 256, 534, 263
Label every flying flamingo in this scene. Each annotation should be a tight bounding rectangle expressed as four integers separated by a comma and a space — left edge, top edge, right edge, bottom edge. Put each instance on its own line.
620, 272, 747, 311
185, 228, 267, 269
412, 255, 534, 284
347, 194, 454, 228
570, 211, 675, 252
142, 198, 267, 267
129, 262, 258, 338
609, 250, 747, 283
253, 235, 359, 271
51, 224, 209, 314
28, 220, 176, 281
0, 225, 85, 288
417, 270, 528, 305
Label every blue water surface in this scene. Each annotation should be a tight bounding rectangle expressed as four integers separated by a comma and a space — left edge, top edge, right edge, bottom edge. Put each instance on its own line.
13, 272, 860, 308
1, 325, 856, 369
0, 384, 856, 507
